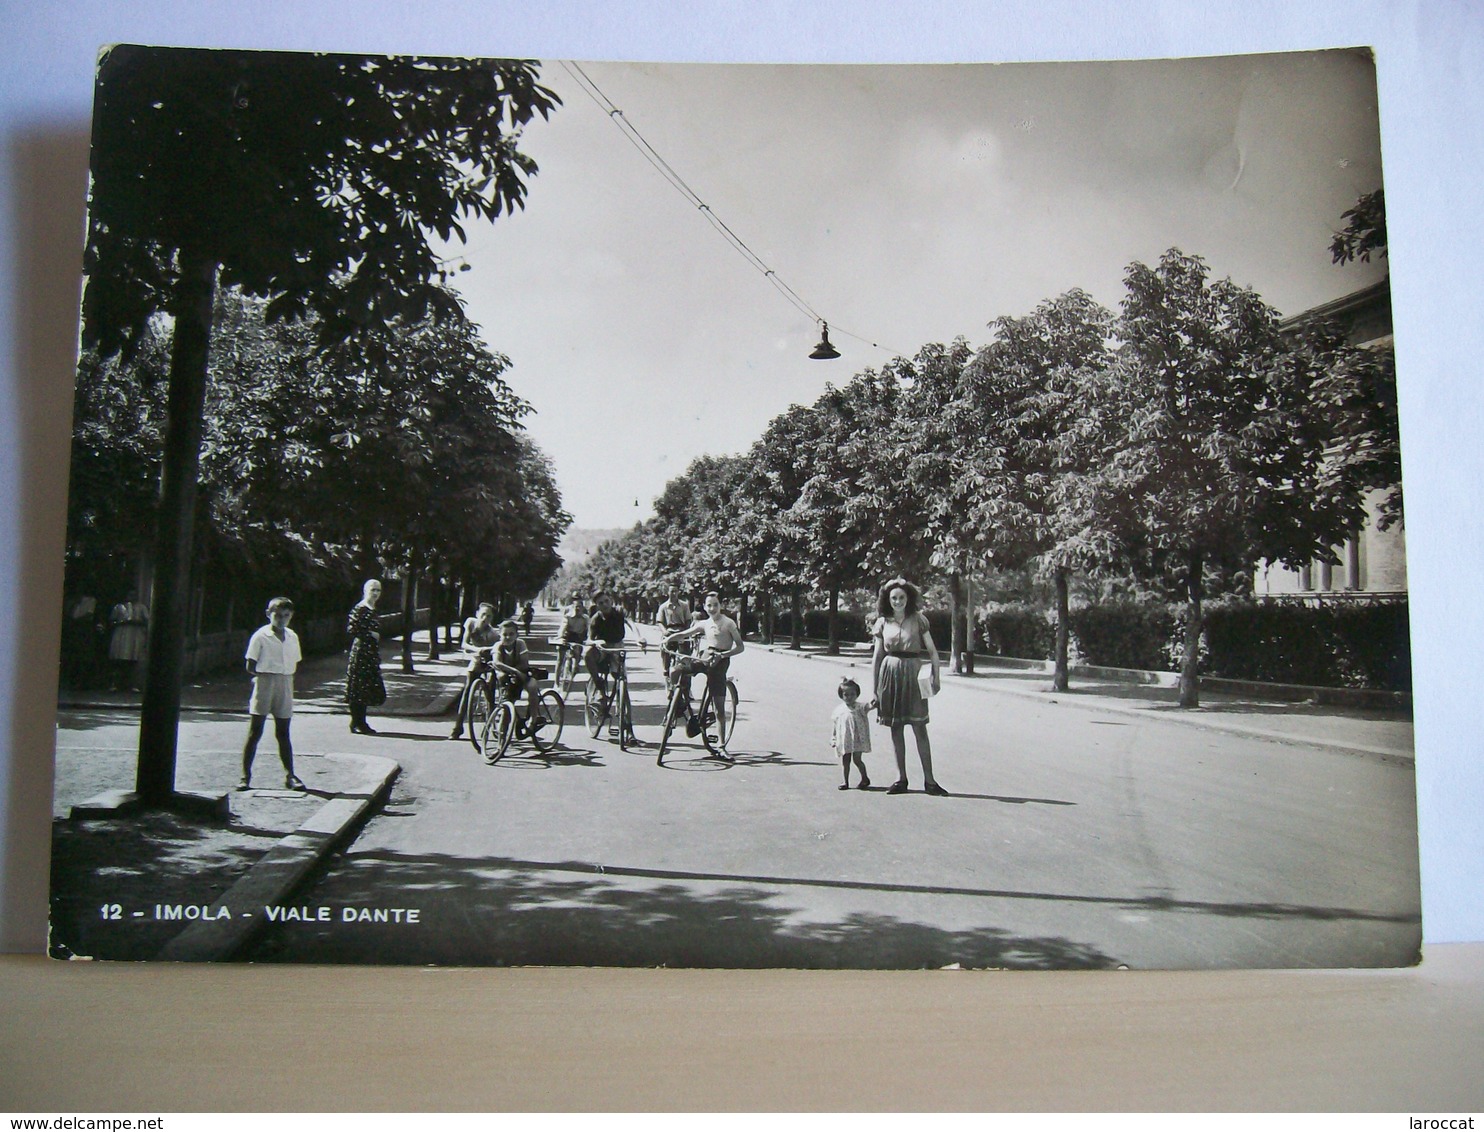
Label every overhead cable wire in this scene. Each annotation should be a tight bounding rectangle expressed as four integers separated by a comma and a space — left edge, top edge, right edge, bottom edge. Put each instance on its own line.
560, 60, 906, 357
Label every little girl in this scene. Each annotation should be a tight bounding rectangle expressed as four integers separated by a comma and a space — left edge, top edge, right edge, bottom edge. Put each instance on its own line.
831, 677, 875, 790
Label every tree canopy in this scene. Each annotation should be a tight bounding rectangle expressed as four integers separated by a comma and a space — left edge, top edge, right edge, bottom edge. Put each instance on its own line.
570, 246, 1396, 705
1330, 188, 1387, 266
74, 46, 562, 800
82, 47, 559, 360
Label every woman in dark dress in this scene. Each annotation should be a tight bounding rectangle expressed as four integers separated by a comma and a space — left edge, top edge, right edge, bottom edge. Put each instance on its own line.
871, 577, 945, 795
346, 579, 386, 734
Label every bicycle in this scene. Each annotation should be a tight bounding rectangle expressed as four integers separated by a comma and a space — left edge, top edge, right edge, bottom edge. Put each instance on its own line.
462, 650, 561, 757
479, 679, 565, 763
461, 650, 502, 756
656, 642, 739, 765
549, 636, 582, 697
583, 641, 646, 750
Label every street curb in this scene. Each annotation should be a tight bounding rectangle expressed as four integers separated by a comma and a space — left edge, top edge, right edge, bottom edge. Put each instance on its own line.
56, 690, 460, 718
756, 643, 1413, 762
753, 641, 1409, 710
154, 752, 401, 962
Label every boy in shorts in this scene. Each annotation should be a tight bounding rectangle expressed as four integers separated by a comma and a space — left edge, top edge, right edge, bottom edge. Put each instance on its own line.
493, 618, 543, 727
240, 596, 306, 791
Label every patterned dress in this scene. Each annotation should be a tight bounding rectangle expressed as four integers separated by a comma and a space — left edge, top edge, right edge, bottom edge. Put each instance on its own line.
873, 612, 930, 726
345, 603, 386, 708
832, 701, 872, 755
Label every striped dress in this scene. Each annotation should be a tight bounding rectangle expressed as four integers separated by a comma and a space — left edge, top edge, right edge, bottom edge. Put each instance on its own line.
873, 613, 930, 726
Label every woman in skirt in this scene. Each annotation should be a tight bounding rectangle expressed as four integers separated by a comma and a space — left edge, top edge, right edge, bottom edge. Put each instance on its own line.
345, 578, 386, 734
870, 577, 946, 795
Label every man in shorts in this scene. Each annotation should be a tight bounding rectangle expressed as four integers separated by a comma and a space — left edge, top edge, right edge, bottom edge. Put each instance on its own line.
240, 596, 305, 791
663, 591, 744, 756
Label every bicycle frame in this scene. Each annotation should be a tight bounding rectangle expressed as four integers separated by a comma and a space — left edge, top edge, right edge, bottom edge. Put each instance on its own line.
583, 641, 645, 749
656, 645, 737, 763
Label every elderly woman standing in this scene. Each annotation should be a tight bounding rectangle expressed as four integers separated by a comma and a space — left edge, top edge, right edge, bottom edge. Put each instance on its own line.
346, 579, 386, 734
871, 577, 946, 795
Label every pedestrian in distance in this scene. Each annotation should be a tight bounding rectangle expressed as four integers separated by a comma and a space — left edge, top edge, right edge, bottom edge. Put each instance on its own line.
449, 601, 501, 739
521, 600, 535, 635
346, 578, 386, 735
871, 577, 947, 795
832, 676, 875, 790
107, 590, 150, 690
240, 597, 305, 791
557, 591, 590, 646
656, 587, 692, 678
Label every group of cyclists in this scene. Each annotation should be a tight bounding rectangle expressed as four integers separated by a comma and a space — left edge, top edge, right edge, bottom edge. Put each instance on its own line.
449, 586, 744, 752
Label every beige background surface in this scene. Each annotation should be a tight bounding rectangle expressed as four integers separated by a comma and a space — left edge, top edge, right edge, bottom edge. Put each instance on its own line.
4, 948, 1483, 1110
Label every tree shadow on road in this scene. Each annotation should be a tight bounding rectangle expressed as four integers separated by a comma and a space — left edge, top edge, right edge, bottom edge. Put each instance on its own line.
240, 848, 1122, 970
49, 813, 278, 961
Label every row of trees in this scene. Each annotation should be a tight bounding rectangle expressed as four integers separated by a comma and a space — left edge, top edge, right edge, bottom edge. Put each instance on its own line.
572, 245, 1400, 708
73, 48, 564, 800
67, 285, 569, 647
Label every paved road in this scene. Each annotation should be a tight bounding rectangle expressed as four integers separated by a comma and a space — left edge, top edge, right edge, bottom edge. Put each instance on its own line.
238, 613, 1421, 970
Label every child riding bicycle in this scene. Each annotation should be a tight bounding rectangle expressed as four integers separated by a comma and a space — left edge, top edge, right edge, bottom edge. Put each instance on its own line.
489, 618, 544, 729
661, 592, 744, 744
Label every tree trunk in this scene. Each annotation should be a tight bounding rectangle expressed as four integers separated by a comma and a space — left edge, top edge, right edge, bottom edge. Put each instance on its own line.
948, 570, 967, 674
1178, 549, 1203, 708
762, 590, 774, 645
400, 567, 417, 674
426, 572, 442, 660
136, 252, 218, 804
1052, 566, 1070, 692
738, 592, 750, 639
963, 574, 975, 674
790, 586, 802, 650
826, 586, 840, 655
443, 582, 456, 649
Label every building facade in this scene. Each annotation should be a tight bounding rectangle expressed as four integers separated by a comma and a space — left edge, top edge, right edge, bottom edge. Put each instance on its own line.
1254, 278, 1406, 599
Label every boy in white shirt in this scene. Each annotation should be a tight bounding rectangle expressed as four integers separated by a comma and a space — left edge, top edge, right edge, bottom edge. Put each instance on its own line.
240, 597, 305, 791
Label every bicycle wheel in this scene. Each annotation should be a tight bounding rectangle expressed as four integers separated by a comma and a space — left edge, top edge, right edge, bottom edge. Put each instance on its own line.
617, 680, 635, 750
466, 680, 496, 755
657, 684, 684, 764
481, 701, 516, 764
557, 650, 577, 697
533, 690, 564, 753
700, 679, 740, 755
584, 676, 608, 737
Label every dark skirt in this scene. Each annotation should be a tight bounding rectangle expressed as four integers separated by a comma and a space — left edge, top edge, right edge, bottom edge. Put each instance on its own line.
876, 654, 928, 726
346, 638, 386, 708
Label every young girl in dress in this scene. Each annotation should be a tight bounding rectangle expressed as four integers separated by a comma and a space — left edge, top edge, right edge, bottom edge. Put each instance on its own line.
831, 677, 875, 790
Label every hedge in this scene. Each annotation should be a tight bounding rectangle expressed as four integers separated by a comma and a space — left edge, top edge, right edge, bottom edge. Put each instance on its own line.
967, 598, 1410, 691
770, 607, 872, 644
1202, 600, 1411, 691
974, 603, 1057, 661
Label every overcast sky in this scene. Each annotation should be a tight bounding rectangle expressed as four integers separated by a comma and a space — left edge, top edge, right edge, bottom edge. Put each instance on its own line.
439, 51, 1388, 531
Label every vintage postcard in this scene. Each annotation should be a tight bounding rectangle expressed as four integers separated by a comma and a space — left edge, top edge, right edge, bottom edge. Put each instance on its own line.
49, 46, 1418, 968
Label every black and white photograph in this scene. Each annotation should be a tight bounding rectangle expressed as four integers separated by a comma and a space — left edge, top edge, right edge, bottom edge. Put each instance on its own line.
47, 45, 1420, 970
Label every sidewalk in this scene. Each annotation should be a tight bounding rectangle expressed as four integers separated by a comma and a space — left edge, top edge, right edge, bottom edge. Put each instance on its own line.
49, 646, 461, 961
58, 638, 466, 717
747, 636, 1414, 760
